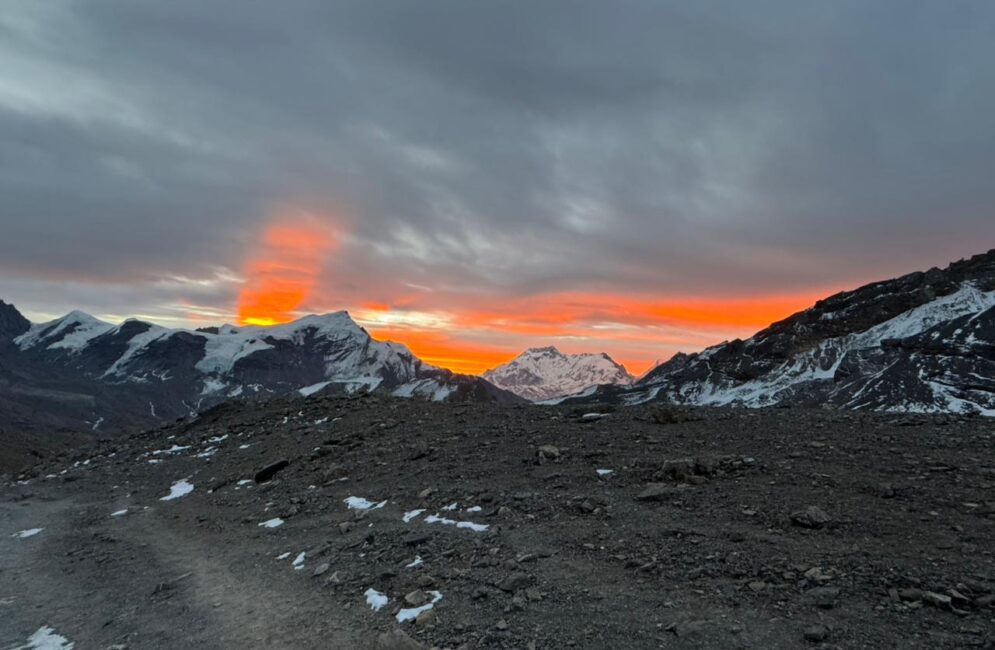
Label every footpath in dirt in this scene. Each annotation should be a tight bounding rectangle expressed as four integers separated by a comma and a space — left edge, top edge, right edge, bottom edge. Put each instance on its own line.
2, 394, 994, 649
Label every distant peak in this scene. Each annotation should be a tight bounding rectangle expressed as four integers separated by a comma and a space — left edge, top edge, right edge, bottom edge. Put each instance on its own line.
523, 346, 561, 355
61, 309, 104, 324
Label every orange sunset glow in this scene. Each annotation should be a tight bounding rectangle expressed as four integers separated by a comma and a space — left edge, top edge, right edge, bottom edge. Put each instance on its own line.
236, 215, 338, 327
352, 290, 828, 375
232, 216, 831, 375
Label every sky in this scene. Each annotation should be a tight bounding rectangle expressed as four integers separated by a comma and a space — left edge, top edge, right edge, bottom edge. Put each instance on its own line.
2, 1, 995, 375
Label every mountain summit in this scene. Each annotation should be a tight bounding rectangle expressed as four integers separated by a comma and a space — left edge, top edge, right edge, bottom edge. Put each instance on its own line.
483, 346, 633, 402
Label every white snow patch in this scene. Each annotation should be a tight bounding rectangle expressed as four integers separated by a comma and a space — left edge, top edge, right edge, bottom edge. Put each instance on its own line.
402, 509, 426, 523
12, 528, 43, 538
424, 513, 489, 532
111, 509, 128, 517
396, 591, 443, 623
364, 588, 388, 611
11, 625, 74, 649
292, 552, 306, 569
405, 556, 423, 568
152, 444, 190, 455
596, 469, 614, 476
344, 496, 387, 510
298, 381, 332, 397
276, 551, 291, 560
160, 479, 194, 501
465, 505, 482, 513
259, 518, 284, 529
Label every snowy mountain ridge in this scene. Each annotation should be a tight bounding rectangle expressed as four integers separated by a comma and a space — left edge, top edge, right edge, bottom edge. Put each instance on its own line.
560, 249, 995, 416
3, 308, 520, 434
483, 346, 633, 402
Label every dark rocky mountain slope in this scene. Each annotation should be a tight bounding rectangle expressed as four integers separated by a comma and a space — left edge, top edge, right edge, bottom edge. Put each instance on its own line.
564, 249, 995, 415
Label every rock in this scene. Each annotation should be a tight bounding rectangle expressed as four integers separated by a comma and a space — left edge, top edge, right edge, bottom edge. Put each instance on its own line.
414, 608, 436, 626
495, 619, 509, 631
580, 413, 607, 422
791, 506, 833, 529
497, 572, 532, 592
338, 521, 355, 534
405, 590, 428, 607
747, 581, 766, 593
976, 594, 995, 608
537, 445, 560, 461
805, 586, 840, 609
660, 458, 695, 481
417, 487, 434, 499
899, 588, 924, 602
415, 575, 436, 588
312, 562, 330, 577
803, 625, 829, 642
403, 532, 432, 546
376, 628, 426, 650
636, 483, 677, 501
922, 591, 952, 609
254, 459, 290, 483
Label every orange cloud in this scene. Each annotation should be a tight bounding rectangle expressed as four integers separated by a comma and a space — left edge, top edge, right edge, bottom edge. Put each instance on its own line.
236, 214, 338, 326
356, 289, 831, 375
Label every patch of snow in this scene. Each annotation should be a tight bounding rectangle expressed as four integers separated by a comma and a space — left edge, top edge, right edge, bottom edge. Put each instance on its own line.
405, 556, 423, 568
12, 528, 43, 538
596, 469, 614, 476
344, 496, 387, 510
292, 552, 306, 569
160, 479, 194, 501
396, 591, 443, 623
111, 509, 128, 517
424, 513, 489, 532
299, 381, 332, 397
402, 509, 426, 523
259, 518, 284, 528
441, 502, 458, 511
91, 417, 104, 432
276, 551, 291, 560
364, 588, 388, 611
11, 625, 74, 649
465, 505, 482, 513
152, 444, 190, 455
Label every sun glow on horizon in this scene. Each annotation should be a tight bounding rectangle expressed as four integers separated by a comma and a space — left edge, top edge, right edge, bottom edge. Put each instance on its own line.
228, 216, 834, 376
236, 214, 337, 327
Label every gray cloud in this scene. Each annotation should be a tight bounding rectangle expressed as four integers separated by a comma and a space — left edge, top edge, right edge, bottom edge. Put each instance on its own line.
2, 0, 995, 321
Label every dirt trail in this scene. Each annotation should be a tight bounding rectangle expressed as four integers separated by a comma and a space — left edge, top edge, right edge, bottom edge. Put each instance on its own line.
0, 488, 365, 649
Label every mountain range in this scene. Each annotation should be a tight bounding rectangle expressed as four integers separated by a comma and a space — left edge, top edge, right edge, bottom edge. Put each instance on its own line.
0, 306, 521, 437
561, 248, 995, 415
2, 247, 994, 445
483, 346, 633, 402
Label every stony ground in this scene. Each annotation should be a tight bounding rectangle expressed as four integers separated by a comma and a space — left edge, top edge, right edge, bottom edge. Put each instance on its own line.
2, 395, 994, 649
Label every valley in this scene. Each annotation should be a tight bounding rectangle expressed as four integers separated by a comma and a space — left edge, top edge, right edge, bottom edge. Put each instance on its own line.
3, 395, 994, 648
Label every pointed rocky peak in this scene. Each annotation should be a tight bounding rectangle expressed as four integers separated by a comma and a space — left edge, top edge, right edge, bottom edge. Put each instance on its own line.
0, 300, 30, 340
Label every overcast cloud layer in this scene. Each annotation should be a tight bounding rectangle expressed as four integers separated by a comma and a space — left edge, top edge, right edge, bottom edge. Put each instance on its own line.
2, 1, 994, 370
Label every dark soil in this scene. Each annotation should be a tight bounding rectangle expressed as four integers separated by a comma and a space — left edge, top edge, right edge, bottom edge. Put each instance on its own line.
2, 395, 995, 649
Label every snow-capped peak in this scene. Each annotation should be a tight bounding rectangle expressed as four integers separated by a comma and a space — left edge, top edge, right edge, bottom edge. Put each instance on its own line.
15, 310, 115, 352
483, 346, 633, 402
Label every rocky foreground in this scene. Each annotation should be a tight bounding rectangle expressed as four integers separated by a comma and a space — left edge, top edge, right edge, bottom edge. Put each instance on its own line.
2, 396, 994, 649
